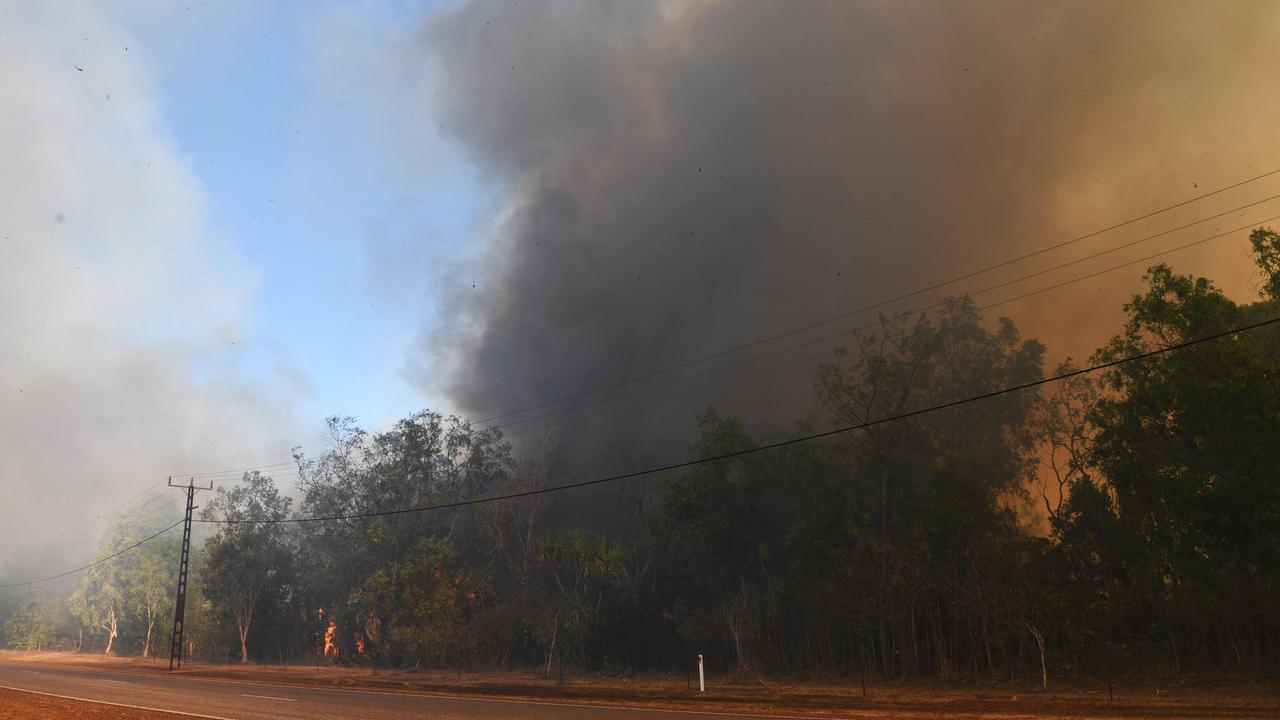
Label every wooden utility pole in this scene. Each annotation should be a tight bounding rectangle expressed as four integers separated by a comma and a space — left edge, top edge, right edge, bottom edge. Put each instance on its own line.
168, 477, 212, 671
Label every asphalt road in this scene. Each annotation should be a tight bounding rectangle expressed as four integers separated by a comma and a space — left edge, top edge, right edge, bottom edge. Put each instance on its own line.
0, 662, 804, 720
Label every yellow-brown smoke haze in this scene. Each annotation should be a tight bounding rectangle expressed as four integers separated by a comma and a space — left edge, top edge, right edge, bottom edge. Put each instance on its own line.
409, 0, 1280, 455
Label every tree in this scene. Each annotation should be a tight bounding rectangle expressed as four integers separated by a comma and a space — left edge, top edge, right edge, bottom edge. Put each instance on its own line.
63, 497, 182, 656
13, 236, 1278, 676
293, 413, 513, 664
536, 530, 627, 674
349, 536, 488, 667
1033, 360, 1099, 527
658, 410, 764, 670
70, 563, 125, 655
4, 587, 62, 651
133, 533, 179, 658
7, 498, 210, 659
815, 298, 1045, 678
1250, 227, 1280, 300
201, 472, 292, 663
1074, 241, 1280, 670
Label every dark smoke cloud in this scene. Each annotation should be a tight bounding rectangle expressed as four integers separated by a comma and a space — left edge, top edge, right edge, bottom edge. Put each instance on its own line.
414, 0, 1280, 448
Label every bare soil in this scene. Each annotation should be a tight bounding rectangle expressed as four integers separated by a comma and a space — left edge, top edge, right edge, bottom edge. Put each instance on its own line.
3, 650, 1279, 718
0, 686, 184, 719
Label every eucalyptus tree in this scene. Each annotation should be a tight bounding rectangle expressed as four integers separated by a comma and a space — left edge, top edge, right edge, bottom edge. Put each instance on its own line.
68, 497, 180, 655
815, 298, 1045, 677
292, 412, 513, 663
200, 471, 293, 663
1072, 230, 1280, 669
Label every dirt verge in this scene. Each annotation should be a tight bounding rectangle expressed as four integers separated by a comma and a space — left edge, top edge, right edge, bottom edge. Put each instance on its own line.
0, 685, 189, 719
3, 650, 1279, 719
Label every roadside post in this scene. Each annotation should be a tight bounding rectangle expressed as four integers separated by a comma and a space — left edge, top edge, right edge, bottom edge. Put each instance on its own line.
698, 654, 705, 692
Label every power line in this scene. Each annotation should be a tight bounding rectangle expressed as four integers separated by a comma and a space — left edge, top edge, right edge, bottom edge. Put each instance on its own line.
185, 469, 303, 484
136, 186, 1280, 497
16, 466, 300, 554
15, 464, 298, 554
9, 313, 1275, 585
7, 210, 1275, 581
510, 213, 1277, 438
18, 211, 1262, 566
0, 519, 185, 589
475, 169, 1280, 426
509, 349, 838, 439
197, 315, 1280, 526
0, 472, 293, 588
9, 481, 170, 556
494, 214, 1280, 433
172, 460, 299, 479
37, 493, 173, 546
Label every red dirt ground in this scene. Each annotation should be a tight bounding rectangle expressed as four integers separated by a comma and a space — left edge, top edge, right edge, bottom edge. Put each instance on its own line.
0, 686, 183, 719
3, 650, 1279, 718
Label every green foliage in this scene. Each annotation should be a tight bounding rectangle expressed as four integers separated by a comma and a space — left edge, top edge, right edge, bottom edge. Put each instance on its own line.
1065, 256, 1280, 660
349, 536, 487, 665
4, 588, 63, 651
291, 413, 513, 665
1250, 227, 1280, 300
535, 529, 628, 669
13, 232, 1280, 679
200, 472, 292, 663
69, 498, 180, 655
813, 298, 1045, 677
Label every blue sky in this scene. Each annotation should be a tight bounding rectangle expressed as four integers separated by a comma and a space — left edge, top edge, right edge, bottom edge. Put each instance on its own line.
5, 0, 1280, 553
0, 0, 502, 547
126, 0, 482, 428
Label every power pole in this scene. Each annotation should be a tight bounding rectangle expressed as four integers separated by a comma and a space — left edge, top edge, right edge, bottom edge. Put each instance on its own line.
168, 476, 212, 671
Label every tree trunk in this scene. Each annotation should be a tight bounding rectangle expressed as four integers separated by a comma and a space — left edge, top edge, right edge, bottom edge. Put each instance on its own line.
142, 602, 155, 658
878, 466, 894, 678
103, 605, 118, 655
878, 601, 891, 677
1026, 624, 1046, 689
235, 599, 255, 664
544, 620, 558, 678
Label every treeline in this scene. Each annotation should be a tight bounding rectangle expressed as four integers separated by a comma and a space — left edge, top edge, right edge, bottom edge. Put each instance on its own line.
4, 230, 1280, 682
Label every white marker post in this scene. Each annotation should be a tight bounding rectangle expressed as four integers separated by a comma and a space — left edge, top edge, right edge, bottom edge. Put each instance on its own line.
697, 654, 705, 692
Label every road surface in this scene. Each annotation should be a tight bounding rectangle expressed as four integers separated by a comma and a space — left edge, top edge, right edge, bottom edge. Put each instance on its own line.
0, 662, 811, 720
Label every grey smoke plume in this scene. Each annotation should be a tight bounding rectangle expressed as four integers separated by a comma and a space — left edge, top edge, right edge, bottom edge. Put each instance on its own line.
415, 0, 1280, 446
0, 3, 301, 567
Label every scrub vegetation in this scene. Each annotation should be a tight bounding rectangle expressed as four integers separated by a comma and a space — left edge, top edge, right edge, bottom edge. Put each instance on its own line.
5, 232, 1280, 685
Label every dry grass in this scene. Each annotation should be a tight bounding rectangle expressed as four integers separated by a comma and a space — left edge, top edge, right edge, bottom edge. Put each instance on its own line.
3, 650, 1279, 718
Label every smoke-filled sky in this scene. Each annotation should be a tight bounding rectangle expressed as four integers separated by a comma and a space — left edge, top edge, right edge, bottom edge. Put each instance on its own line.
420, 0, 1280, 445
3, 0, 1280, 565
